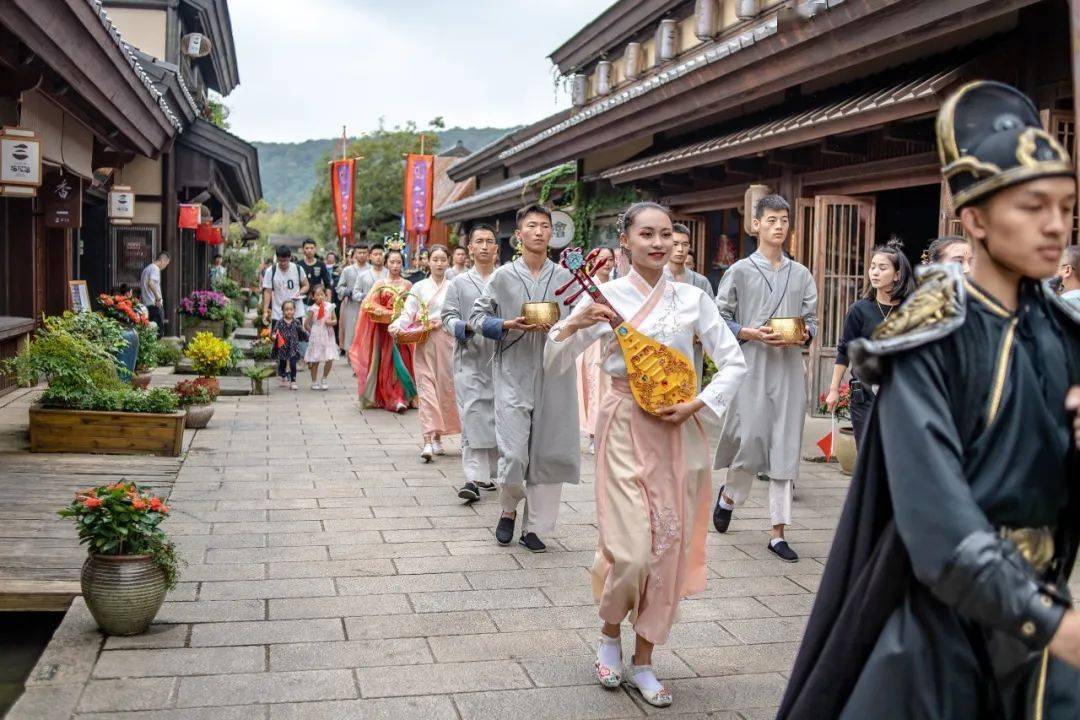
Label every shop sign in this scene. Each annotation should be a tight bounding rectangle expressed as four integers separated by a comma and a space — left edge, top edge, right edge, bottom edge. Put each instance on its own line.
0, 127, 42, 189
549, 210, 575, 250
43, 171, 83, 228
182, 33, 213, 58
108, 185, 135, 225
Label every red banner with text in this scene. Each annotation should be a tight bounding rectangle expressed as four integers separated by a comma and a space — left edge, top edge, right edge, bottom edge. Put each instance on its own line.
329, 158, 356, 254
403, 153, 434, 252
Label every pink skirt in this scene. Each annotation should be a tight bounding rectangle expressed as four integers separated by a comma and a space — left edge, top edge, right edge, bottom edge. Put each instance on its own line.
412, 329, 460, 436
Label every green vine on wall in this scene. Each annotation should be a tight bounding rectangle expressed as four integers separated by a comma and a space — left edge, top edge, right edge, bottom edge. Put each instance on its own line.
525, 164, 641, 248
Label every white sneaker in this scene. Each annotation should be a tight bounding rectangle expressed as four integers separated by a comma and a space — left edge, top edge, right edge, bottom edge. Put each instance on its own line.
432, 439, 445, 455
420, 444, 433, 462
290, 382, 298, 391
320, 381, 329, 390
311, 382, 319, 390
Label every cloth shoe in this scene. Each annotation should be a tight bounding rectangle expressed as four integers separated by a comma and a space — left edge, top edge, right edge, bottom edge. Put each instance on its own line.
432, 439, 445, 455
712, 486, 733, 533
289, 382, 298, 391
768, 539, 799, 563
495, 515, 515, 545
595, 635, 622, 689
476, 480, 497, 492
519, 532, 546, 553
394, 402, 407, 413
624, 664, 672, 707
311, 382, 319, 390
320, 380, 329, 390
420, 444, 433, 462
457, 482, 480, 503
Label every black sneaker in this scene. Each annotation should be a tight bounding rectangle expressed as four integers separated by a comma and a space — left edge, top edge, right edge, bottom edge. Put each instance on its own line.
476, 480, 497, 492
519, 532, 546, 553
712, 486, 733, 533
768, 540, 799, 563
495, 515, 515, 545
457, 482, 480, 503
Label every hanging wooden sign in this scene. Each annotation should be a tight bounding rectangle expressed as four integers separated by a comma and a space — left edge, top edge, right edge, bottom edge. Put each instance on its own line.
43, 171, 83, 228
0, 126, 42, 190
108, 185, 135, 225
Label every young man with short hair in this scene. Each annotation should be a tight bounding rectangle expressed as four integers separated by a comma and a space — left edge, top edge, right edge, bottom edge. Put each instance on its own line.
470, 204, 579, 552
352, 245, 387, 307
442, 224, 500, 502
712, 194, 818, 563
666, 223, 714, 383
1058, 244, 1080, 310
297, 239, 329, 304
141, 251, 170, 338
446, 245, 469, 280
262, 245, 309, 326
779, 80, 1080, 720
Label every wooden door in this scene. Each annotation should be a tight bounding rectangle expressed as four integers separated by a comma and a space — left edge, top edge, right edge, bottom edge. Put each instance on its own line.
791, 198, 814, 266
809, 195, 876, 412
673, 215, 707, 272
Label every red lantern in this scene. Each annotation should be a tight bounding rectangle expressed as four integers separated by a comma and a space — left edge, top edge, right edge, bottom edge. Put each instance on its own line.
195, 221, 214, 243
208, 226, 224, 245
178, 204, 200, 229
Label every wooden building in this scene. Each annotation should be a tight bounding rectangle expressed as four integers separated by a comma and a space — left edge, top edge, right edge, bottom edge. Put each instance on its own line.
0, 0, 182, 395
440, 0, 1078, 402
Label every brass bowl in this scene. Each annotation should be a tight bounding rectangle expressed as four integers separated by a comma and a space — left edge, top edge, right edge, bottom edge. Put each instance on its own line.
521, 301, 560, 327
766, 317, 807, 345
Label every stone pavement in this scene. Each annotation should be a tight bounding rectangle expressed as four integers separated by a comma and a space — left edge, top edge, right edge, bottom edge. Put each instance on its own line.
12, 361, 850, 720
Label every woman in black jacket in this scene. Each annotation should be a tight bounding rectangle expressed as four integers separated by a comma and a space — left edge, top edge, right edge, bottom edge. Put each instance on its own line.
825, 238, 914, 445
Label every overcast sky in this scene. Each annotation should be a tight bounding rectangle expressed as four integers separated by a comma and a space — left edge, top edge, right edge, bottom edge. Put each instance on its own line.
224, 0, 614, 143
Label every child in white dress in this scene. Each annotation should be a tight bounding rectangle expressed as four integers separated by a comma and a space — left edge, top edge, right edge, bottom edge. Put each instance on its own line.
303, 284, 338, 390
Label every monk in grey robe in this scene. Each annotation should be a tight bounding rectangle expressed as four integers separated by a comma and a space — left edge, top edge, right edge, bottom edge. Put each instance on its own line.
469, 205, 579, 552
351, 247, 388, 306
711, 195, 818, 564
441, 226, 500, 503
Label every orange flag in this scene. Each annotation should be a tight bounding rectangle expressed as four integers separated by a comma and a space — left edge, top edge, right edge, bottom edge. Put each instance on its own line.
816, 415, 836, 460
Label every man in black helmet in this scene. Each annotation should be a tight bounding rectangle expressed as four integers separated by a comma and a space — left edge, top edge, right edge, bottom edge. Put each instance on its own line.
778, 81, 1080, 719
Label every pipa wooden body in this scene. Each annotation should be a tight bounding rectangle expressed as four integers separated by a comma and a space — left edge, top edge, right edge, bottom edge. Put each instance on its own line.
557, 248, 696, 415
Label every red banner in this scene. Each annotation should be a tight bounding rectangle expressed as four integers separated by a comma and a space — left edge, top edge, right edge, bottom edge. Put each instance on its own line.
330, 159, 356, 254
403, 153, 434, 247
178, 204, 200, 229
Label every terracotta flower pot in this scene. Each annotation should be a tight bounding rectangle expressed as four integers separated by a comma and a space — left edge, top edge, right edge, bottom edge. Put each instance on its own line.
131, 371, 152, 390
81, 554, 167, 635
198, 376, 220, 395
184, 403, 215, 429
836, 425, 857, 476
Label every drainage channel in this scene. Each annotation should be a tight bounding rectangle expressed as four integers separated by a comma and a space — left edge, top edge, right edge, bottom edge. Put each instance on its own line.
0, 612, 64, 718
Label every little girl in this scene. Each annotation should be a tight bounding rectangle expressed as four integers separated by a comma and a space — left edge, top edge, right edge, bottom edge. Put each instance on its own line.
303, 284, 339, 390
272, 300, 306, 390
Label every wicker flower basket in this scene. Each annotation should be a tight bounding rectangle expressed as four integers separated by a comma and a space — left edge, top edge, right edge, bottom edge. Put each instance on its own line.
395, 326, 432, 345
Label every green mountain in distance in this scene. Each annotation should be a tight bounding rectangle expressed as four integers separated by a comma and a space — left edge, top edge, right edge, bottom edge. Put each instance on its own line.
254, 127, 518, 212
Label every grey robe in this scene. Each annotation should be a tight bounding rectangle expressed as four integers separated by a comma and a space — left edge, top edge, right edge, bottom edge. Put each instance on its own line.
441, 268, 496, 449
713, 251, 818, 480
351, 266, 388, 304
666, 266, 715, 382
336, 264, 363, 347
469, 257, 580, 487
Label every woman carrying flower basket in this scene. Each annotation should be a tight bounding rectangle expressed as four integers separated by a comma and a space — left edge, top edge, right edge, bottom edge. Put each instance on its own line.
349, 246, 416, 412
59, 481, 179, 635
389, 245, 460, 460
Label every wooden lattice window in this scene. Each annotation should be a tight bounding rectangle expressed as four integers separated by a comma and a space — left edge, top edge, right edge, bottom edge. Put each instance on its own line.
1044, 109, 1078, 244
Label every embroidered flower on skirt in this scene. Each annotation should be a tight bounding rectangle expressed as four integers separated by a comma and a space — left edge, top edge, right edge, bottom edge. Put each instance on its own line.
650, 506, 681, 587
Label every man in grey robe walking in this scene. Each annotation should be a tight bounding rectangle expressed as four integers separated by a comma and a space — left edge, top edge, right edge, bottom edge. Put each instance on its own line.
470, 204, 579, 553
665, 222, 715, 385
712, 194, 818, 563
442, 224, 500, 503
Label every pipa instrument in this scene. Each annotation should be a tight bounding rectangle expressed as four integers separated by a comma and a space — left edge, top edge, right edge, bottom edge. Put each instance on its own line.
556, 247, 696, 416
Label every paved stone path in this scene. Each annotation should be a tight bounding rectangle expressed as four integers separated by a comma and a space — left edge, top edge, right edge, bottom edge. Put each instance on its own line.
15, 362, 850, 719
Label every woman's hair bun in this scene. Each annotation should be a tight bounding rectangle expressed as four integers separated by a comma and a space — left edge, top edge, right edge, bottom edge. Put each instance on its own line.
885, 234, 905, 251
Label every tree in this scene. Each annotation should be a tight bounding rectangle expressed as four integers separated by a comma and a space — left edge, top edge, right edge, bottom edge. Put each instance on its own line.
305, 119, 441, 244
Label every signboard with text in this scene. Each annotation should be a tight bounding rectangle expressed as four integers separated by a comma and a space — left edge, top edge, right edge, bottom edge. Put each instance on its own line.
43, 172, 82, 228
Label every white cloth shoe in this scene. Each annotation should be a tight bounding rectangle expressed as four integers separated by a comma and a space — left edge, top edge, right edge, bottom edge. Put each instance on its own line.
420, 444, 433, 462
432, 439, 445, 455
595, 635, 622, 689
624, 664, 672, 707
320, 380, 329, 390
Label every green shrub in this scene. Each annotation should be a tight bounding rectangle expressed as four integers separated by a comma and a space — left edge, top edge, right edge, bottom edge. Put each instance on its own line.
155, 343, 181, 367
135, 325, 161, 372
251, 342, 271, 361
212, 276, 242, 299
6, 314, 123, 398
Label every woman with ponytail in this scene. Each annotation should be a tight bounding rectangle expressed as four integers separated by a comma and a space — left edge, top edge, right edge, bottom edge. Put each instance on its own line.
825, 236, 915, 444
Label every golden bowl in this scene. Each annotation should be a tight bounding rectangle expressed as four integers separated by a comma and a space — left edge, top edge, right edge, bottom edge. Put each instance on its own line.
521, 301, 560, 327
766, 317, 807, 345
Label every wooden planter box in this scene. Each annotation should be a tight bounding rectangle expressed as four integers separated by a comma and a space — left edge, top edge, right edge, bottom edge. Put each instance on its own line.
181, 317, 226, 340
29, 405, 185, 457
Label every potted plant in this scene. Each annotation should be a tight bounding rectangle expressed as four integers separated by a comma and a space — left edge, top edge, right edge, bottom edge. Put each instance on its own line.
178, 290, 230, 339
243, 365, 275, 396
819, 384, 856, 475
250, 328, 272, 362
6, 313, 185, 456
175, 379, 217, 428
59, 481, 179, 635
132, 324, 160, 389
183, 331, 232, 394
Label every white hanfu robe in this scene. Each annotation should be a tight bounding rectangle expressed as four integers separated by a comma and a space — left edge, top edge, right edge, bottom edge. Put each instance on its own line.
665, 265, 715, 384
712, 251, 818, 526
391, 277, 460, 438
470, 257, 578, 535
442, 268, 498, 484
545, 270, 745, 644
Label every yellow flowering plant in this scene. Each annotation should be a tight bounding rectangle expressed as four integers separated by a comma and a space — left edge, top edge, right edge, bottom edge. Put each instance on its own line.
184, 332, 232, 377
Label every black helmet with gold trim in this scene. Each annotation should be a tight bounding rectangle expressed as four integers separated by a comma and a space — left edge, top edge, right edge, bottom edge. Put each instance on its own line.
937, 80, 1073, 209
